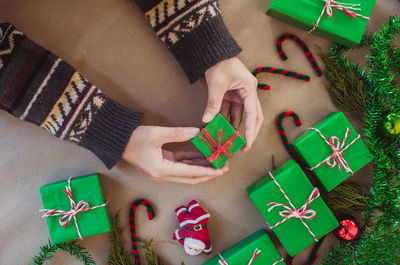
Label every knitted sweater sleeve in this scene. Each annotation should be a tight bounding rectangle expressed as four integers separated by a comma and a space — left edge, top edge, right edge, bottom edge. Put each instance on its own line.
133, 0, 242, 83
0, 22, 143, 169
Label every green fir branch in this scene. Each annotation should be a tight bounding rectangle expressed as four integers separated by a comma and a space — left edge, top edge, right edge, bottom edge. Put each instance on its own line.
322, 15, 400, 264
31, 240, 96, 265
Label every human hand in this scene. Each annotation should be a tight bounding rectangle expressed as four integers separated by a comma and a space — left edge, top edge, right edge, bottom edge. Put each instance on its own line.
204, 57, 264, 151
122, 126, 228, 184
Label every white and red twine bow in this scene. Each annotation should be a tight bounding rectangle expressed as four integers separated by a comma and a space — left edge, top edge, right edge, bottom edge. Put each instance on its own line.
309, 127, 360, 174
218, 248, 284, 265
309, 0, 370, 33
40, 177, 107, 240
267, 172, 320, 241
199, 128, 239, 162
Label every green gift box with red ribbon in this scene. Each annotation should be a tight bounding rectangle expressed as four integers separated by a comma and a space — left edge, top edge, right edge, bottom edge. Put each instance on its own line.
266, 0, 376, 47
247, 159, 338, 256
202, 230, 284, 265
191, 114, 246, 169
39, 174, 111, 244
292, 112, 372, 191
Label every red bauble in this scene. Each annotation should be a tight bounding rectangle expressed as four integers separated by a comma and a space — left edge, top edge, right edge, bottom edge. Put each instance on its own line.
334, 217, 359, 241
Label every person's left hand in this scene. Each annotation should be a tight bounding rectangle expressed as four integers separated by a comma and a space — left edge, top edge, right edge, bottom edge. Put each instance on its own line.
203, 57, 264, 151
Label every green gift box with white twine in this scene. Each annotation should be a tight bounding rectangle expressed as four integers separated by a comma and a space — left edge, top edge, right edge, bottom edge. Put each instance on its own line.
266, 0, 376, 47
39, 174, 111, 244
202, 230, 284, 265
292, 112, 373, 191
247, 159, 338, 256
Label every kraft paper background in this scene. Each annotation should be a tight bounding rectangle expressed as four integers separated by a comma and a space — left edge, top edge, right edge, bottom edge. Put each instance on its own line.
0, 0, 399, 264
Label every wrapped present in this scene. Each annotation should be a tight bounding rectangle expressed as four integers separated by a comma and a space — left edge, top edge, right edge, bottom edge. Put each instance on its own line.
247, 159, 338, 256
266, 0, 376, 47
39, 174, 111, 244
292, 112, 372, 191
192, 114, 246, 169
203, 230, 284, 265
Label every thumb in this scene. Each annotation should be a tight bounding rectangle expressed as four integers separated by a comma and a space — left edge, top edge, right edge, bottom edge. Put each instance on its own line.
157, 127, 200, 144
202, 86, 225, 123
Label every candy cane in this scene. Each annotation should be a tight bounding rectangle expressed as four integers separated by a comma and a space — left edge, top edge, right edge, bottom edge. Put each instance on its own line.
276, 111, 302, 163
129, 199, 156, 264
252, 67, 310, 90
276, 34, 323, 77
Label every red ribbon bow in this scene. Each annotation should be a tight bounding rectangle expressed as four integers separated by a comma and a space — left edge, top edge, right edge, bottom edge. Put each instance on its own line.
40, 178, 107, 240
199, 128, 239, 162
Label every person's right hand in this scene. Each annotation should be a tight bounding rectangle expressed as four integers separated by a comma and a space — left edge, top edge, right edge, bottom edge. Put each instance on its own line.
122, 125, 228, 184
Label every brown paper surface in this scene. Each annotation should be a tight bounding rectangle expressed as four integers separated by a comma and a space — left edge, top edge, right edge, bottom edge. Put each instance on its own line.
0, 0, 398, 264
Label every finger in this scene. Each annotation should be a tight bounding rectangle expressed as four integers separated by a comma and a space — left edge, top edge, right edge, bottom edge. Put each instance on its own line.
242, 92, 258, 151
230, 102, 244, 129
156, 127, 199, 144
203, 85, 226, 123
182, 159, 230, 173
254, 98, 264, 140
173, 151, 205, 161
151, 175, 218, 185
220, 100, 231, 120
162, 160, 224, 178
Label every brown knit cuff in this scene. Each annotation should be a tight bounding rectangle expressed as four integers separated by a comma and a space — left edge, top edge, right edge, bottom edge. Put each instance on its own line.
77, 98, 143, 169
169, 14, 242, 83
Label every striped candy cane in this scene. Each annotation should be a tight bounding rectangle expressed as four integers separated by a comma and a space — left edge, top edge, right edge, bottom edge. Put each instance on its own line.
252, 66, 310, 90
276, 34, 323, 77
276, 111, 302, 163
129, 199, 156, 264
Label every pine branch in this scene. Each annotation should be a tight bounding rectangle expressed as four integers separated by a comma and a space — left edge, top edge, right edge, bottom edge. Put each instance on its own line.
107, 211, 137, 265
31, 241, 96, 265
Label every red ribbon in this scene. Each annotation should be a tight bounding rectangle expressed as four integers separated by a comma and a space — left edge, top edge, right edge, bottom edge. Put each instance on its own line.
199, 128, 239, 162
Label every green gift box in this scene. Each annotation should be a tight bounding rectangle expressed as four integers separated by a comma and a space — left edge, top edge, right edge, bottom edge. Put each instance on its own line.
203, 230, 284, 265
292, 112, 372, 191
40, 174, 111, 244
266, 0, 376, 47
247, 159, 338, 256
192, 114, 246, 169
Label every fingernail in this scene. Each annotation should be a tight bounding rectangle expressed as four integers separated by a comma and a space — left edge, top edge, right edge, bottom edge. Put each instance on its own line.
202, 113, 214, 123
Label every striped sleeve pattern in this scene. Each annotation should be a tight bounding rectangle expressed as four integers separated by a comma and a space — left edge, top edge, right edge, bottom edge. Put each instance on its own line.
0, 22, 143, 169
134, 0, 242, 83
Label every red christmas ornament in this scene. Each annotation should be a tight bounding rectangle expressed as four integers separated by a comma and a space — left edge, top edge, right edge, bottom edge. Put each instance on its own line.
334, 217, 359, 241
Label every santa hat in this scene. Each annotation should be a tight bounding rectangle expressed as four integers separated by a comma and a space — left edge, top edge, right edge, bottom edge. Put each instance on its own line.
184, 237, 205, 256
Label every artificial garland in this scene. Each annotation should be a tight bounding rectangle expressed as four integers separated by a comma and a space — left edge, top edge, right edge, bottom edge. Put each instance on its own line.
321, 16, 400, 264
31, 241, 95, 265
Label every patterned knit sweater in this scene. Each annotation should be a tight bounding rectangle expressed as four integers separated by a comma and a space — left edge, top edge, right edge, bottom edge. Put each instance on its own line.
0, 0, 241, 169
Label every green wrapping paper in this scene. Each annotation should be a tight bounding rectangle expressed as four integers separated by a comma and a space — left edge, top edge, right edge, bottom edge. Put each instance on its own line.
266, 0, 376, 47
292, 112, 372, 191
203, 230, 284, 265
192, 114, 246, 169
40, 174, 111, 244
247, 160, 338, 256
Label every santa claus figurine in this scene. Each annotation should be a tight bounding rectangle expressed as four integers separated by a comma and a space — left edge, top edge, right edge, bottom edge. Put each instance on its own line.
172, 200, 212, 256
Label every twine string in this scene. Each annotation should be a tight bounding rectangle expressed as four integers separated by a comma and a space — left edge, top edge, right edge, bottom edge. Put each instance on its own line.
267, 172, 320, 241
199, 128, 239, 162
40, 177, 107, 240
218, 249, 262, 265
309, 127, 361, 174
309, 0, 370, 33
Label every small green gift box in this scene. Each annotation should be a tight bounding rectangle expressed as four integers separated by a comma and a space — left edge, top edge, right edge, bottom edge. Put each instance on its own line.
266, 0, 376, 47
292, 112, 372, 191
192, 114, 246, 169
203, 230, 284, 265
40, 174, 111, 244
247, 159, 338, 256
